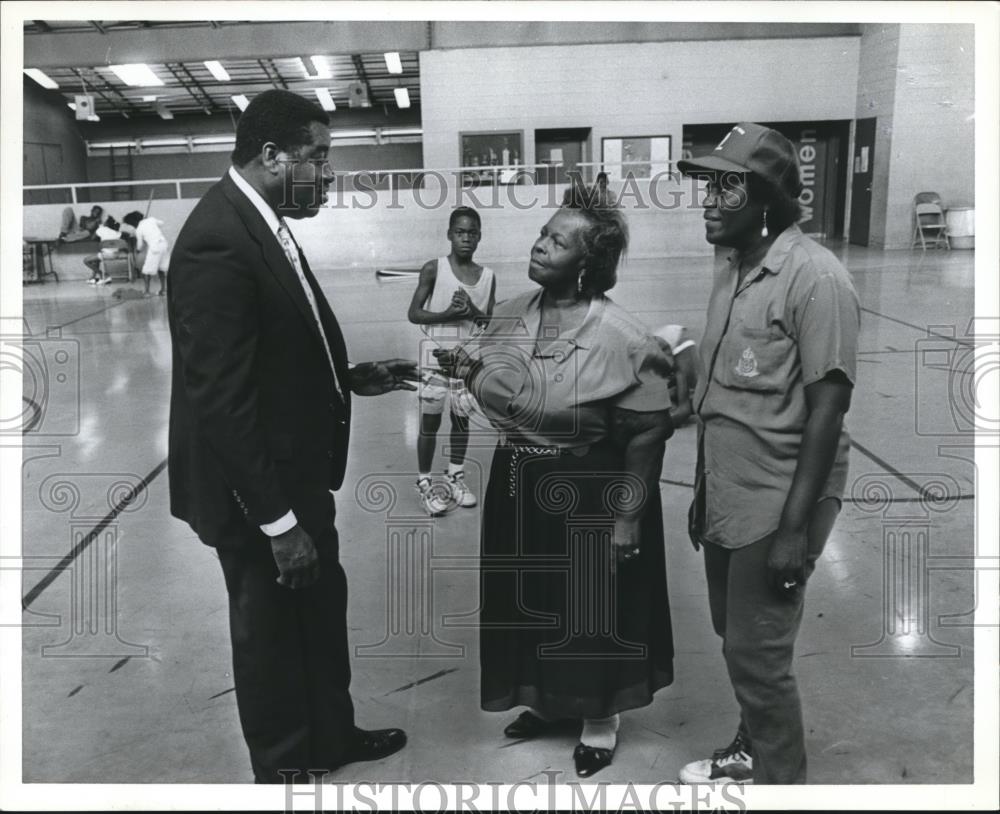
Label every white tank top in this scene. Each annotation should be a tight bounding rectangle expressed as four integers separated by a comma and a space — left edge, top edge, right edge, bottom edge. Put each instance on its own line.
424, 256, 494, 349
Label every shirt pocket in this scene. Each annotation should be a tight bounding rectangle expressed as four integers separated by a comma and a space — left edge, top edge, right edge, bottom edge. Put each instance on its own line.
715, 324, 795, 394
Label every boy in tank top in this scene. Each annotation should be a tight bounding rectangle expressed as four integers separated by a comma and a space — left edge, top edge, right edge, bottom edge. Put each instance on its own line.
407, 207, 496, 515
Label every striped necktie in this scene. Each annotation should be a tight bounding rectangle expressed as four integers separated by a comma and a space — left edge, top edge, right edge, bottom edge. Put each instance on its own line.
276, 221, 344, 400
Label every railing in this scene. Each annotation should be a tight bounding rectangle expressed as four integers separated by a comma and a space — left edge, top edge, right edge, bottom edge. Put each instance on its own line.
23, 161, 683, 206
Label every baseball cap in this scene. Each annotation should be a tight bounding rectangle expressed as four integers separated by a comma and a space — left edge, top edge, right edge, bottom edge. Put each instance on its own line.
677, 122, 803, 198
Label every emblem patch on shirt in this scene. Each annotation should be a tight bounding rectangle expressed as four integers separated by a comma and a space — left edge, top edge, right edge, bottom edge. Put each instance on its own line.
735, 347, 760, 378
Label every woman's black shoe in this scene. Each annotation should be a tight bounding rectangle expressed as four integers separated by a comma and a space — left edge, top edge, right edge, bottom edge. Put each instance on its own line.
573, 742, 614, 777
503, 711, 574, 739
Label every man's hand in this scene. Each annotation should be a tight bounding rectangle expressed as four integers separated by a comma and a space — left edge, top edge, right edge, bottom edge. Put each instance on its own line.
612, 515, 642, 565
270, 524, 320, 589
432, 347, 480, 382
765, 527, 809, 600
350, 359, 419, 396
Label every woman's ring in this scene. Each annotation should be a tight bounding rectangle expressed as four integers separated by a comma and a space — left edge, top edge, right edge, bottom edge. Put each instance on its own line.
783, 580, 798, 590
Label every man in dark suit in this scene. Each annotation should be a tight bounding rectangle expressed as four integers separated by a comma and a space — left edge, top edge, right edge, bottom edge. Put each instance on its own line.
167, 90, 415, 783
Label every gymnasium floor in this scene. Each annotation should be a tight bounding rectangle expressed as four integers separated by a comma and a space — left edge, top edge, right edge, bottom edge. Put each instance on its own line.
18, 241, 977, 785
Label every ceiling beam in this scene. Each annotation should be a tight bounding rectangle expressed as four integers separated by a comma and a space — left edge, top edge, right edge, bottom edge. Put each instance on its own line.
89, 20, 107, 35
258, 59, 288, 90
24, 21, 429, 69
70, 68, 132, 118
165, 63, 215, 114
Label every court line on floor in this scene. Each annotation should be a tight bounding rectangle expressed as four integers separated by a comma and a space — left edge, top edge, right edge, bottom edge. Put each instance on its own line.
861, 306, 976, 348
20, 441, 967, 611
21, 457, 168, 610
50, 300, 127, 330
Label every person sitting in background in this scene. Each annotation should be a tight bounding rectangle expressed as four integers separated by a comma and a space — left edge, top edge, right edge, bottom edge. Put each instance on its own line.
653, 324, 700, 426
59, 205, 103, 242
123, 211, 171, 297
84, 216, 124, 286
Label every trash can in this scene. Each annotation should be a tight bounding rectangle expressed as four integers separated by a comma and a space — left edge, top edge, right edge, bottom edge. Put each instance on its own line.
945, 206, 975, 249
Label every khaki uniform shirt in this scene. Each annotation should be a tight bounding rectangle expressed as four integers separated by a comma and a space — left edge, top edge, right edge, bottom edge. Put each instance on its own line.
694, 225, 861, 548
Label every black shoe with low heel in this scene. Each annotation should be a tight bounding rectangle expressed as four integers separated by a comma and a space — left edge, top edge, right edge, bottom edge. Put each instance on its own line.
573, 742, 614, 777
503, 711, 576, 739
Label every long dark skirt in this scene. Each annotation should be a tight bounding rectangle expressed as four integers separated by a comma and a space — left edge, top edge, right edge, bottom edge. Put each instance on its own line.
480, 440, 674, 720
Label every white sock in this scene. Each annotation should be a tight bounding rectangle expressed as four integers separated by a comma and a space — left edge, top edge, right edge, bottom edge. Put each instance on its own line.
580, 714, 619, 750
447, 462, 464, 476
417, 473, 432, 482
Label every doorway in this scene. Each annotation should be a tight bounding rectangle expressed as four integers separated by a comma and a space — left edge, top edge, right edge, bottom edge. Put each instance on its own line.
534, 127, 591, 184
849, 117, 877, 246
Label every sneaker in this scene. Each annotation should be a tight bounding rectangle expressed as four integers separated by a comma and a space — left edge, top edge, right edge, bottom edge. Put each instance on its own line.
416, 477, 450, 516
87, 279, 98, 285
446, 470, 477, 508
99, 277, 112, 285
678, 731, 754, 785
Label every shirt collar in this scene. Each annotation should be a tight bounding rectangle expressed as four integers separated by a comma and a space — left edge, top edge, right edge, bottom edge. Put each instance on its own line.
228, 166, 282, 238
726, 223, 803, 277
523, 289, 604, 352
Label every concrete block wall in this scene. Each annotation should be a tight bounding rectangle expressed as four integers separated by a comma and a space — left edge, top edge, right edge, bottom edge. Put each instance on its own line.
885, 24, 975, 248
420, 38, 861, 172
855, 23, 901, 248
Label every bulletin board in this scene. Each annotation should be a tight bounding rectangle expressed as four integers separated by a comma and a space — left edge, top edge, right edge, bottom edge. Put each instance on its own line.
601, 136, 672, 181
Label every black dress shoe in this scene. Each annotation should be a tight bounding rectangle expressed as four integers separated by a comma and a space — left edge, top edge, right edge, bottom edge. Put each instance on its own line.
573, 742, 614, 777
503, 711, 576, 739
342, 727, 407, 765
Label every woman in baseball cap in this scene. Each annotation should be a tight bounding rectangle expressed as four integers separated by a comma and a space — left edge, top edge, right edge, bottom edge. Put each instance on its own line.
676, 123, 861, 785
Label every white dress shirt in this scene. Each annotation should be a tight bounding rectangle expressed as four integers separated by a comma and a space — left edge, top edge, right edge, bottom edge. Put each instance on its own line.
227, 166, 345, 537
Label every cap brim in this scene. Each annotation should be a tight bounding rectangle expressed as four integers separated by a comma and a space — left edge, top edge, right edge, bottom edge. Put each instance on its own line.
676, 155, 751, 177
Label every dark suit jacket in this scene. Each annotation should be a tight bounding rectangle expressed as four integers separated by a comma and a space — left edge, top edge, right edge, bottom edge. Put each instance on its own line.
167, 172, 352, 548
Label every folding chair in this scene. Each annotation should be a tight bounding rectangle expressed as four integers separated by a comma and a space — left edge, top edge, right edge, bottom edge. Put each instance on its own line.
911, 198, 950, 251
99, 239, 136, 281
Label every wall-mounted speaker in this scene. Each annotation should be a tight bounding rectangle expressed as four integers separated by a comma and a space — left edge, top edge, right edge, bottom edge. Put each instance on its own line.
348, 82, 370, 108
74, 94, 95, 120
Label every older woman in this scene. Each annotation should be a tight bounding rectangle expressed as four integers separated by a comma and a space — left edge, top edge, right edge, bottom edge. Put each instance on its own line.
436, 185, 676, 778
676, 123, 861, 784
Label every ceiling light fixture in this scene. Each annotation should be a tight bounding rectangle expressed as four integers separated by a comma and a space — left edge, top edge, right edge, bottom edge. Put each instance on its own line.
24, 68, 59, 89
193, 135, 236, 145
232, 94, 250, 111
314, 88, 336, 112
310, 56, 332, 79
108, 63, 164, 87
384, 52, 403, 74
393, 87, 411, 109
204, 60, 231, 82
142, 138, 187, 147
141, 95, 158, 102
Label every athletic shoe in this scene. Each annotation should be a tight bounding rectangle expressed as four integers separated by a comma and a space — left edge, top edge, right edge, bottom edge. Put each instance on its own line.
678, 731, 754, 785
446, 471, 477, 508
416, 477, 450, 516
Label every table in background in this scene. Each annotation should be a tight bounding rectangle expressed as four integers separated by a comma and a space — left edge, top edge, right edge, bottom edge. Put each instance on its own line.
23, 237, 59, 283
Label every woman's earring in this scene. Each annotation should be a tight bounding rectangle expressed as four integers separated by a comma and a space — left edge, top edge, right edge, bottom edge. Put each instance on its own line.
761, 210, 769, 238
